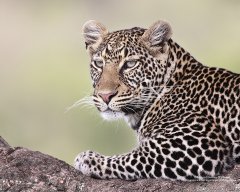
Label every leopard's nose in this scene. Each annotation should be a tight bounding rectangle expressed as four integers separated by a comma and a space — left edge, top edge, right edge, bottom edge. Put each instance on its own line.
98, 91, 118, 104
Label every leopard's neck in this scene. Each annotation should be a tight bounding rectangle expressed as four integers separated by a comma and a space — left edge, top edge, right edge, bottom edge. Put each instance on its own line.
130, 40, 201, 131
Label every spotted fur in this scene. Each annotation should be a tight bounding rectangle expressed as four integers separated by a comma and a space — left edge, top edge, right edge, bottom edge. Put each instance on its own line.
75, 20, 240, 181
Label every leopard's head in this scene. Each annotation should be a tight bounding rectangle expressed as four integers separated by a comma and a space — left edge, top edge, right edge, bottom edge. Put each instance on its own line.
82, 20, 172, 128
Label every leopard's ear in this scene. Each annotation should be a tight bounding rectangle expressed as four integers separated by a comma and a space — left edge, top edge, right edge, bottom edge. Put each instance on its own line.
141, 20, 172, 51
82, 20, 108, 55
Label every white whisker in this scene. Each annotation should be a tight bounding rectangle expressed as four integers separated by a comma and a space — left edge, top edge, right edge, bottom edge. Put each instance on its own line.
65, 96, 94, 113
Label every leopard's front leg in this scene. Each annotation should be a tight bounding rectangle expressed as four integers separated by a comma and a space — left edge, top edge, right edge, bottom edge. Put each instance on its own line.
74, 148, 148, 180
75, 123, 232, 181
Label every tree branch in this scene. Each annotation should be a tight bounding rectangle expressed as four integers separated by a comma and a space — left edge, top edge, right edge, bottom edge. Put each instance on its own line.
0, 136, 240, 192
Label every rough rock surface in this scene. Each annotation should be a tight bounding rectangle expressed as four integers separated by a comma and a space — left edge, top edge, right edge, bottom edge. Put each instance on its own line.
0, 136, 240, 192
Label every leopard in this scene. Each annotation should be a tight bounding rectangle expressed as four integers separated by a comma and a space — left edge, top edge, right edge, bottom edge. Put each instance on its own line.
74, 20, 240, 181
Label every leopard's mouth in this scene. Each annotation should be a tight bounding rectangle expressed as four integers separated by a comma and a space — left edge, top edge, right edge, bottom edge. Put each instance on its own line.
94, 96, 142, 119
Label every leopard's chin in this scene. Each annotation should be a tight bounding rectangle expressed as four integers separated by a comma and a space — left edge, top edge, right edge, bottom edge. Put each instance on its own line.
100, 109, 125, 121
100, 108, 141, 130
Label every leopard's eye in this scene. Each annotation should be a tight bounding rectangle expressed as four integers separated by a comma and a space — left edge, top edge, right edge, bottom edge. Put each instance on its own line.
94, 60, 104, 68
123, 60, 137, 69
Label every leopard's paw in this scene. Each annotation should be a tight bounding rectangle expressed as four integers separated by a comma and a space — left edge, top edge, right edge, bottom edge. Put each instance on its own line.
74, 150, 100, 176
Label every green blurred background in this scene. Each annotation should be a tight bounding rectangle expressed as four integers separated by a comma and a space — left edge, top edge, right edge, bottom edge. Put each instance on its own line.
0, 0, 239, 164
